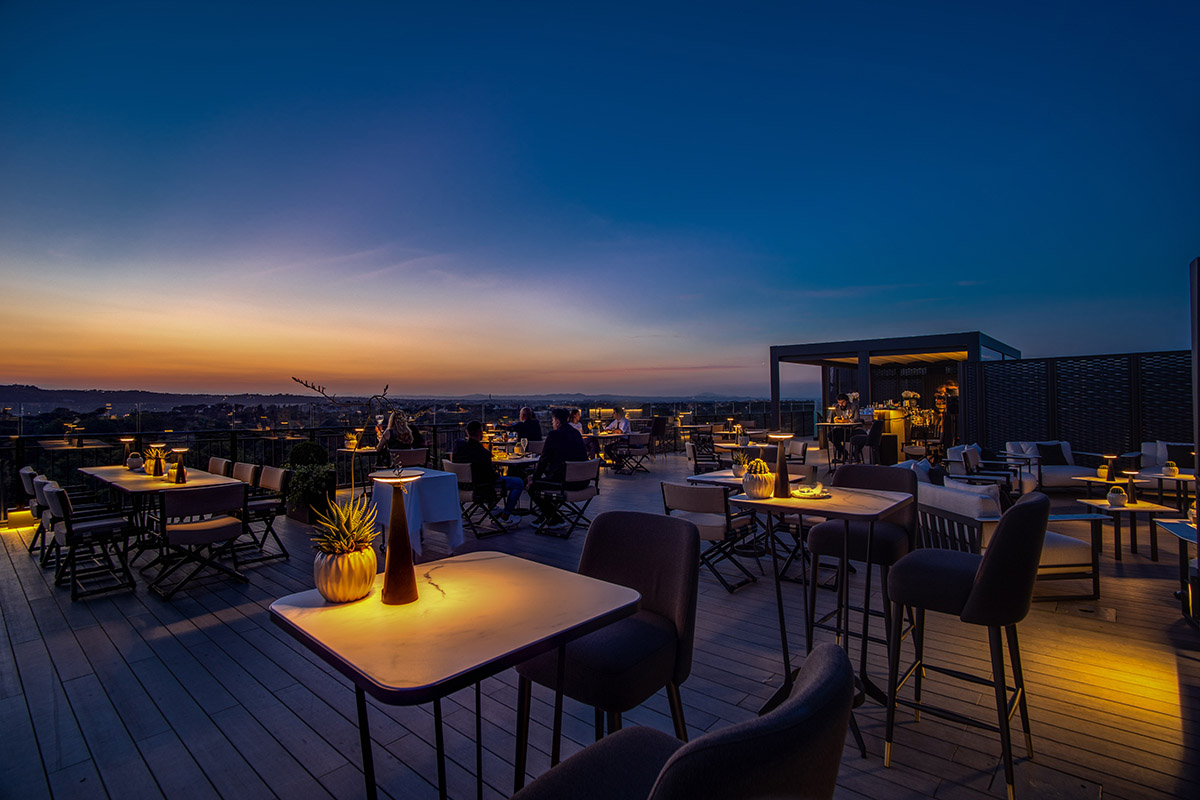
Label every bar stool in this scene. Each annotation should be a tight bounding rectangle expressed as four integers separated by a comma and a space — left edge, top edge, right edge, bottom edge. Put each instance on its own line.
884, 492, 1050, 800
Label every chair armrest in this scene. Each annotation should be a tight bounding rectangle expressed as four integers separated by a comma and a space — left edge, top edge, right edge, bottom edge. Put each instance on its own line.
1073, 451, 1105, 459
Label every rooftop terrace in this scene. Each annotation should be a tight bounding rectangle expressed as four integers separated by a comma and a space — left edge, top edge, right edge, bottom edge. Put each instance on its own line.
2, 447, 1198, 799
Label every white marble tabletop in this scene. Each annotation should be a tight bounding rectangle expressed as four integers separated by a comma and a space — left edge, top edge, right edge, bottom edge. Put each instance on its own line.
269, 551, 640, 704
687, 469, 806, 491
1076, 498, 1176, 514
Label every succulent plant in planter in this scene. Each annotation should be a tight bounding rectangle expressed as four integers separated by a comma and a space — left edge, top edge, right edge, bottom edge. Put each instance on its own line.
311, 494, 379, 603
742, 457, 774, 499
731, 450, 750, 478
1163, 460, 1180, 477
1106, 485, 1128, 507
144, 446, 169, 477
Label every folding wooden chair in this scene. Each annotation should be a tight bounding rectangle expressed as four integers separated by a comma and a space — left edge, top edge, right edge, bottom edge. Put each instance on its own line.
662, 481, 757, 593
43, 485, 136, 601
443, 459, 509, 538
146, 484, 250, 599
234, 465, 291, 566
531, 459, 601, 538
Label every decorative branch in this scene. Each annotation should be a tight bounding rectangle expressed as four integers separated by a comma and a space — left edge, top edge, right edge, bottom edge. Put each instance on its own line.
292, 376, 393, 413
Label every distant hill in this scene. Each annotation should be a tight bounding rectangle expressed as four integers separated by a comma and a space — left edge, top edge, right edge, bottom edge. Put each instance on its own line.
0, 384, 800, 415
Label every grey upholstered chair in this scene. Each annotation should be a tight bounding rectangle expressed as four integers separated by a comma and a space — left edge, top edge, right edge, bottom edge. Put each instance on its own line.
147, 483, 249, 599
885, 492, 1050, 800
515, 511, 700, 774
235, 465, 291, 565
43, 484, 136, 601
513, 643, 854, 800
231, 461, 261, 486
207, 456, 232, 477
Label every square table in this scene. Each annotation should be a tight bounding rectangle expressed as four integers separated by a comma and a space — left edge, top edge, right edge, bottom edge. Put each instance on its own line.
270, 552, 640, 799
1141, 472, 1196, 513
730, 487, 913, 711
1153, 519, 1199, 628
1076, 498, 1175, 561
686, 468, 807, 492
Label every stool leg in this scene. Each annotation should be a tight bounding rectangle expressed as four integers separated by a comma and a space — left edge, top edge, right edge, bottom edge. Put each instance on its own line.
1005, 624, 1034, 758
988, 626, 1017, 800
884, 599, 905, 768
594, 708, 604, 741
606, 710, 621, 734
806, 553, 820, 653
913, 608, 926, 721
666, 682, 688, 742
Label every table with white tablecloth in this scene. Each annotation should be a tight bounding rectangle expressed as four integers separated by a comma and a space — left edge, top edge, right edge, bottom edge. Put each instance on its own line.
369, 469, 464, 555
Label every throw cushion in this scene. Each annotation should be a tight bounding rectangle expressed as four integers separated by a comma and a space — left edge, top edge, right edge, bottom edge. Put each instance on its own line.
892, 459, 932, 483
1036, 442, 1069, 466
943, 479, 1003, 516
1156, 441, 1191, 467
1165, 443, 1195, 468
928, 465, 947, 486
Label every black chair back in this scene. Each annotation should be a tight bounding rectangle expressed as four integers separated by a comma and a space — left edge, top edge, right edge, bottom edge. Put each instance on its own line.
650, 643, 854, 800
578, 511, 700, 684
866, 419, 885, 447
831, 464, 917, 538
961, 492, 1050, 627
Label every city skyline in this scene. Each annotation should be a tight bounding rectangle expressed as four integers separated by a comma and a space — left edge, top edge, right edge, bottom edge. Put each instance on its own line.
3, 2, 1197, 398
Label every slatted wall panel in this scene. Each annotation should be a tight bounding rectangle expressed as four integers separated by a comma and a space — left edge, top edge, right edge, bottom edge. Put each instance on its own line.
981, 360, 1048, 451
963, 363, 981, 445
1055, 356, 1132, 457
1139, 351, 1193, 444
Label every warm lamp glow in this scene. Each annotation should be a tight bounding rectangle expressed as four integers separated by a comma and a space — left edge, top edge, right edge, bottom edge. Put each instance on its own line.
768, 432, 794, 440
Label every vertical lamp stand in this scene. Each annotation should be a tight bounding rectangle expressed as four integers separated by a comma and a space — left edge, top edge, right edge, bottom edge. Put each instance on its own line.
770, 433, 794, 498
377, 475, 420, 605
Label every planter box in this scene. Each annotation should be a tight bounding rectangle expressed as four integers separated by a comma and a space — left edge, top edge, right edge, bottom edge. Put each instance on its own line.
285, 473, 336, 524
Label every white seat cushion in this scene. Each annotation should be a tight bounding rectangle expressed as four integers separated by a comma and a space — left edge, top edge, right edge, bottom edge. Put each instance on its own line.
672, 511, 751, 542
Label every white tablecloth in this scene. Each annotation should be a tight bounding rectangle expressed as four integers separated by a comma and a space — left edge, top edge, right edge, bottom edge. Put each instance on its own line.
370, 469, 464, 556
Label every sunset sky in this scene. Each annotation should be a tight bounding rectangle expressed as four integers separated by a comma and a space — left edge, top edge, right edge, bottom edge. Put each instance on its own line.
2, 2, 1197, 398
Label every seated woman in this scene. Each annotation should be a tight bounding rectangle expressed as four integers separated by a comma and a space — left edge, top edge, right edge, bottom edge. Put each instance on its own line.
375, 411, 414, 468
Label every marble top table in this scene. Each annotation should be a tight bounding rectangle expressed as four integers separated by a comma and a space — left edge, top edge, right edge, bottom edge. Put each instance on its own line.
1153, 520, 1199, 629
1141, 472, 1196, 512
1077, 497, 1175, 561
369, 469, 463, 556
270, 552, 640, 799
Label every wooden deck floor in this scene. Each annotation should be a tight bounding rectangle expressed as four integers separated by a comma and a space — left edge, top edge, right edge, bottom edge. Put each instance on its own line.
2, 452, 1199, 799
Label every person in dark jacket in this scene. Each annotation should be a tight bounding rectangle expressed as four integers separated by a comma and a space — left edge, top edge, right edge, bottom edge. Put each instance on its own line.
508, 406, 543, 442
452, 420, 524, 520
528, 408, 589, 528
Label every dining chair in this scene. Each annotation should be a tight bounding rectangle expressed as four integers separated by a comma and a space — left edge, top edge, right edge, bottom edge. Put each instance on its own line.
515, 510, 700, 777
207, 457, 232, 477
661, 481, 757, 593
885, 493, 1050, 800
614, 433, 652, 474
531, 459, 602, 538
146, 483, 250, 599
234, 465, 291, 565
21, 468, 50, 560
43, 484, 136, 601
849, 420, 884, 464
514, 642, 854, 800
390, 447, 428, 469
231, 462, 261, 486
443, 459, 509, 538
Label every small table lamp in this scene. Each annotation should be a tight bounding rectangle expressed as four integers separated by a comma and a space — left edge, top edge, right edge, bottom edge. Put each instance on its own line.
769, 433, 794, 498
171, 447, 189, 484
1102, 455, 1119, 482
373, 474, 422, 605
1121, 471, 1140, 503
119, 437, 135, 462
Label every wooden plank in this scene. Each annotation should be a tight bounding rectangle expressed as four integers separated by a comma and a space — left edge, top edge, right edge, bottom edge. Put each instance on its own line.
0, 693, 52, 798
61, 673, 163, 799
13, 638, 91, 774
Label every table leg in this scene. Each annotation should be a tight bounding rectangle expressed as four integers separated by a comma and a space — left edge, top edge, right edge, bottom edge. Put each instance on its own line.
514, 676, 531, 792
1179, 537, 1192, 620
760, 512, 795, 716
355, 686, 378, 800
475, 682, 483, 800
1149, 514, 1159, 561
1130, 513, 1139, 555
1112, 514, 1122, 561
551, 646, 566, 766
433, 698, 447, 800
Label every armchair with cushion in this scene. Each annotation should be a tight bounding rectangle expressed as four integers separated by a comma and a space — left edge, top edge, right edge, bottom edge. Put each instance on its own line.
1003, 441, 1098, 489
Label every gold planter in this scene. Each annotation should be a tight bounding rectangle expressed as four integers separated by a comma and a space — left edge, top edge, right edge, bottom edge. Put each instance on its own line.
742, 472, 774, 499
313, 548, 378, 603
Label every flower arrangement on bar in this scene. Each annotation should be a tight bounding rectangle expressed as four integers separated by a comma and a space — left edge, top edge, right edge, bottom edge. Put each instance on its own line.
311, 494, 379, 603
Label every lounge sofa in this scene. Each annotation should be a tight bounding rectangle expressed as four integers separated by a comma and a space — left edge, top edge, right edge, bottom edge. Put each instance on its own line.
1135, 440, 1196, 478
910, 472, 1106, 601
1004, 440, 1097, 489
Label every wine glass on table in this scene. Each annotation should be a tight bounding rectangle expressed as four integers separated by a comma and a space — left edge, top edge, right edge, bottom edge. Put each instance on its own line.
520, 438, 528, 455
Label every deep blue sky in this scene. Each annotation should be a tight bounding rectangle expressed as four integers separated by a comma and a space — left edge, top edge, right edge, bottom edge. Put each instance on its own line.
2, 1, 1196, 397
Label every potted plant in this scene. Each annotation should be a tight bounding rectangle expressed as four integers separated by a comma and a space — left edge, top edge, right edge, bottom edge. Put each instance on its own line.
731, 450, 749, 478
1106, 485, 1128, 508
742, 458, 774, 499
1163, 460, 1180, 477
311, 494, 379, 603
286, 441, 336, 524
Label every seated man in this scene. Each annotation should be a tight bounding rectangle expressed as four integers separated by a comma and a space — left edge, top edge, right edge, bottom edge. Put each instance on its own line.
528, 407, 589, 529
826, 393, 861, 461
453, 420, 524, 522
507, 406, 543, 442
603, 406, 632, 463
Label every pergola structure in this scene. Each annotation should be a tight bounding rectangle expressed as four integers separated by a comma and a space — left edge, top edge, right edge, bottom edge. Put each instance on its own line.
768, 332, 1020, 436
